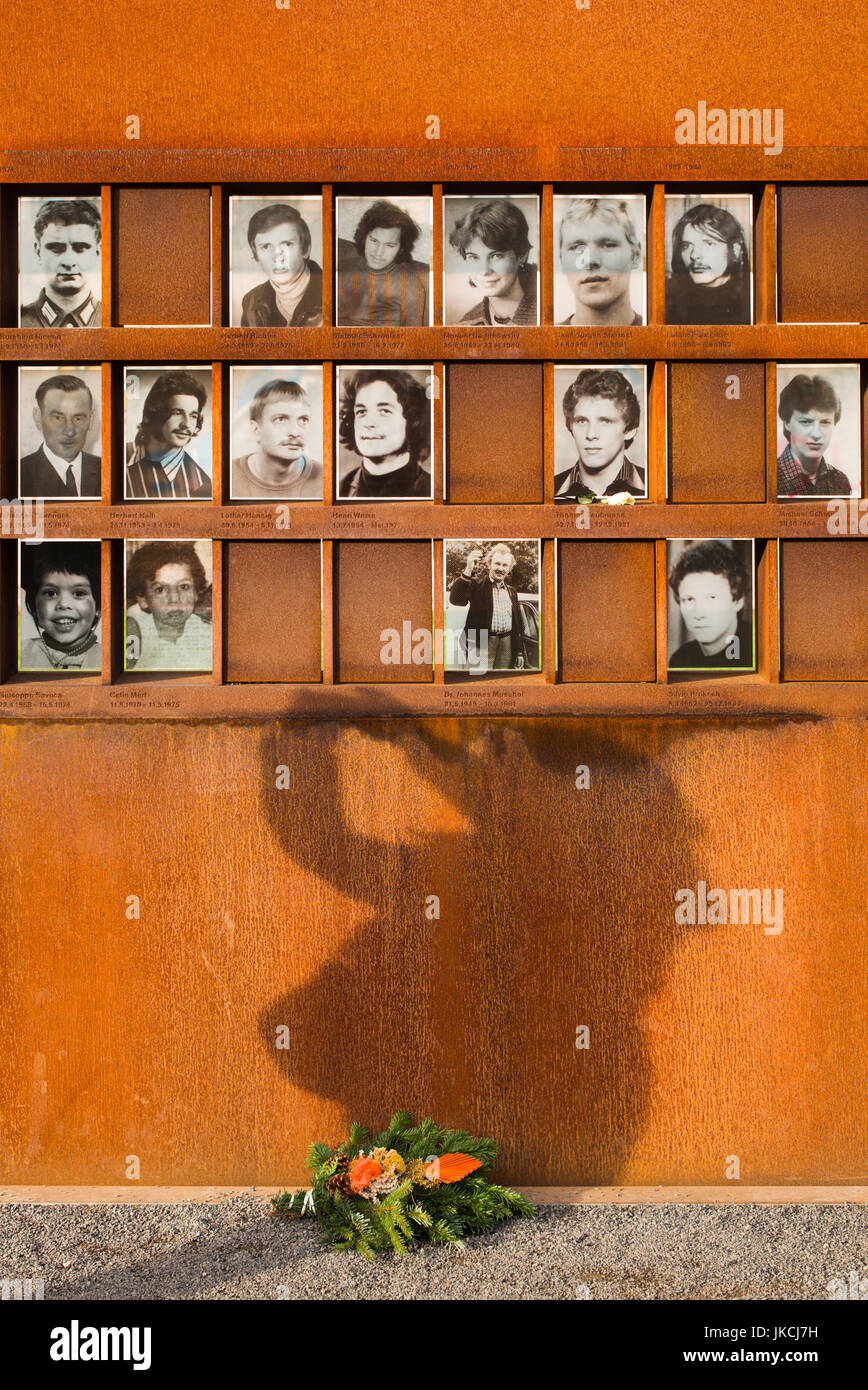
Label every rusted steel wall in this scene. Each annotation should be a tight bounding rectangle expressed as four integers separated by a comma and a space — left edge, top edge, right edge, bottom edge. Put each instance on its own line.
1, 717, 865, 1187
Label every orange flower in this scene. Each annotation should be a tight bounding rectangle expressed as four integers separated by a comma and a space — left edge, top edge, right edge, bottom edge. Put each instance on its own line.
348, 1156, 381, 1193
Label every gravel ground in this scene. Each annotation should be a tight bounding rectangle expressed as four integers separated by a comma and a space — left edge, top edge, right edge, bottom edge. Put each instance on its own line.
1, 1198, 866, 1300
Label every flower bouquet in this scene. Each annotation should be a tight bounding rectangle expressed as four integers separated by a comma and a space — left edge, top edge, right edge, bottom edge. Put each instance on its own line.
272, 1110, 534, 1260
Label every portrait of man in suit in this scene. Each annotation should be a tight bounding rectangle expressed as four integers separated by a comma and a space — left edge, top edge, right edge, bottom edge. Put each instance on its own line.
19, 371, 101, 499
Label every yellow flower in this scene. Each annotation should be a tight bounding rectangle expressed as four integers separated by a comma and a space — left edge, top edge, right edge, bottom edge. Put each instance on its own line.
372, 1147, 406, 1177
407, 1158, 439, 1189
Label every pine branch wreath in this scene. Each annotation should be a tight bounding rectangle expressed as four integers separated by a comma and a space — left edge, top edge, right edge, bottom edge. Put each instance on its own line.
272, 1110, 534, 1260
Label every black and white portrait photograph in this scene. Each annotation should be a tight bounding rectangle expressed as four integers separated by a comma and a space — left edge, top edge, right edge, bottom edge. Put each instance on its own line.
18, 366, 102, 499
18, 195, 102, 328
124, 366, 213, 500
443, 194, 540, 326
336, 364, 434, 500
18, 539, 102, 673
553, 364, 648, 502
444, 539, 541, 674
336, 195, 432, 326
230, 365, 324, 500
776, 363, 861, 500
124, 539, 213, 673
666, 538, 755, 673
554, 194, 646, 326
229, 195, 323, 327
665, 194, 753, 325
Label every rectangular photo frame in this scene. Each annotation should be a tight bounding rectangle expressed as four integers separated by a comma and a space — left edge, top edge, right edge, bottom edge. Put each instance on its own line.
124, 538, 214, 673
335, 193, 433, 326
335, 364, 435, 501
553, 364, 648, 502
229, 364, 324, 500
553, 192, 646, 326
123, 366, 214, 501
443, 538, 542, 675
443, 193, 541, 327
664, 193, 754, 326
18, 538, 103, 673
18, 365, 102, 499
775, 363, 862, 500
229, 193, 324, 327
666, 537, 756, 674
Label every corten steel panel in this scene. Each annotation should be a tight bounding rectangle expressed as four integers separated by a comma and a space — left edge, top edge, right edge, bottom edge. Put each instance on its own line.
779, 186, 868, 323
669, 363, 766, 503
781, 540, 868, 681
115, 187, 211, 326
334, 541, 433, 683
224, 542, 322, 684
559, 542, 657, 682
448, 364, 543, 503
0, 718, 866, 1187
2, 2, 866, 160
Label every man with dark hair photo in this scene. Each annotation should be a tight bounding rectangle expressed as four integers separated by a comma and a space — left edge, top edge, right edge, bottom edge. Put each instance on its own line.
337, 367, 432, 499
125, 540, 212, 672
777, 373, 851, 498
239, 203, 323, 327
231, 378, 322, 500
555, 367, 646, 501
667, 539, 754, 671
337, 198, 429, 326
19, 540, 102, 672
20, 373, 101, 498
125, 369, 211, 500
666, 199, 752, 325
447, 196, 538, 326
19, 197, 102, 328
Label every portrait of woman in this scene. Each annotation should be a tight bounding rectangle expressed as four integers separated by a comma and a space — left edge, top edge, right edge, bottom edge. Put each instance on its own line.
665, 196, 753, 326
445, 195, 539, 326
336, 196, 431, 326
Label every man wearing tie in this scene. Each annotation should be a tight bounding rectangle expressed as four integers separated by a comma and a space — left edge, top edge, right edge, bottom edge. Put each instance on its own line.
19, 374, 101, 499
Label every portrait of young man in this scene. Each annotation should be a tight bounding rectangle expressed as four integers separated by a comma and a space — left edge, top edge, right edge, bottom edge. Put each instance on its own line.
444, 539, 541, 673
124, 539, 213, 673
18, 367, 102, 499
664, 194, 753, 326
124, 367, 213, 500
336, 365, 434, 500
554, 195, 646, 326
230, 366, 323, 500
230, 196, 323, 328
553, 365, 648, 502
667, 538, 755, 673
776, 365, 860, 499
18, 539, 102, 673
18, 196, 102, 328
336, 195, 431, 326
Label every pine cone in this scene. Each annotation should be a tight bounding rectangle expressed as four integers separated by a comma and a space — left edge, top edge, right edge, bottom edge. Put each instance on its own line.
325, 1154, 352, 1196
326, 1172, 353, 1196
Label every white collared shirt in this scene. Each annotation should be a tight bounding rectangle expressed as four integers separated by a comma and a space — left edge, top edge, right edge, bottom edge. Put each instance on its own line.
42, 442, 83, 495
